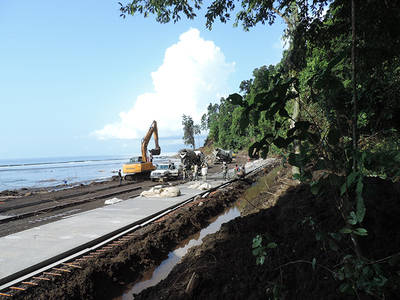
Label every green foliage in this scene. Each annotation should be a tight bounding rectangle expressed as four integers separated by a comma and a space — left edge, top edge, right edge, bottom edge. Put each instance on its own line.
252, 234, 277, 266
302, 216, 393, 298
119, 0, 328, 30
336, 257, 389, 297
246, 4, 400, 296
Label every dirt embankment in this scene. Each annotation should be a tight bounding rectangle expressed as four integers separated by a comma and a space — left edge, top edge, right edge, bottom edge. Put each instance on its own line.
12, 160, 275, 300
135, 172, 400, 299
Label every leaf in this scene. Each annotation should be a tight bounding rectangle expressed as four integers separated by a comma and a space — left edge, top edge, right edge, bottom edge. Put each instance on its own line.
312, 258, 316, 270
315, 232, 322, 241
353, 228, 368, 236
356, 195, 366, 223
340, 182, 347, 196
227, 93, 243, 106
347, 211, 357, 225
356, 177, 366, 223
256, 255, 265, 265
346, 171, 358, 187
252, 235, 262, 248
267, 242, 277, 249
341, 171, 358, 196
356, 176, 364, 194
340, 227, 353, 234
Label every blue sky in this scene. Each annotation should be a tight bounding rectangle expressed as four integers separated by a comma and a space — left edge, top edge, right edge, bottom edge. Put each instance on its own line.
0, 0, 287, 160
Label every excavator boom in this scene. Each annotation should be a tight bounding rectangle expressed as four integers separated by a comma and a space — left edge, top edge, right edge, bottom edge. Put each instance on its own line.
122, 120, 161, 179
141, 120, 160, 162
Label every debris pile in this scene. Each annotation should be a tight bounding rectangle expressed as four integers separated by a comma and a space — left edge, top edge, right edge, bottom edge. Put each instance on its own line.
140, 186, 181, 198
188, 182, 212, 190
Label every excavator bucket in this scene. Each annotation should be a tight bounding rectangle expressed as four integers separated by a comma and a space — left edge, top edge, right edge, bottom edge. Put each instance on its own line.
150, 147, 161, 155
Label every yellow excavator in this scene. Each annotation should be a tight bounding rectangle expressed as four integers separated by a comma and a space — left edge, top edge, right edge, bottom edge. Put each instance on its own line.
122, 120, 161, 180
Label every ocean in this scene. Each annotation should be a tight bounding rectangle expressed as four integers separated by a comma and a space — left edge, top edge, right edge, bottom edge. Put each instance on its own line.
0, 154, 178, 192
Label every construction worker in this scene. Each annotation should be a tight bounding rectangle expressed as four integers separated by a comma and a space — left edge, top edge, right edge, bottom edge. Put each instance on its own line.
222, 161, 228, 179
118, 169, 122, 185
193, 164, 199, 181
201, 163, 208, 181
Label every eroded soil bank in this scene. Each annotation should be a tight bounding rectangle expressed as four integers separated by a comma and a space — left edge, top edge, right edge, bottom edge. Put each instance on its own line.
134, 173, 400, 300
11, 161, 278, 300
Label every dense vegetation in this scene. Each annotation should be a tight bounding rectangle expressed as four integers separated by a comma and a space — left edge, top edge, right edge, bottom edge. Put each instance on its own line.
121, 0, 400, 297
200, 64, 292, 152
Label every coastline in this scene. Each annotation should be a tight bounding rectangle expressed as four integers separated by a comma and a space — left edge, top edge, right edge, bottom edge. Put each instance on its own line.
0, 175, 118, 199
0, 154, 181, 195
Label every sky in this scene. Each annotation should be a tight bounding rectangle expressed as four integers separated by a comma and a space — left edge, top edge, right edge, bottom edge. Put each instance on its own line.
0, 0, 287, 160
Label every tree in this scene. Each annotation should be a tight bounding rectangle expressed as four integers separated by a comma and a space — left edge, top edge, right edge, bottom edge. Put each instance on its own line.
182, 115, 201, 149
119, 0, 327, 30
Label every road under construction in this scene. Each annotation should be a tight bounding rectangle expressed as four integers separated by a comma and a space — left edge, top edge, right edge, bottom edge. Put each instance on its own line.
0, 158, 274, 298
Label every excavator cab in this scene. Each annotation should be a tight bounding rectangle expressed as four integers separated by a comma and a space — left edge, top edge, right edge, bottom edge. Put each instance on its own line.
129, 156, 143, 163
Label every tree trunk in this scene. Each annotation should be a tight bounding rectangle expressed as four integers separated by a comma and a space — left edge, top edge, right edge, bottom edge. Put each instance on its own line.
291, 97, 300, 176
351, 0, 358, 171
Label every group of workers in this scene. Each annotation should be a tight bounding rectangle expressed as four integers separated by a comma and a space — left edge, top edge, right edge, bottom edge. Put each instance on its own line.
192, 162, 208, 181
189, 161, 246, 181
222, 161, 246, 180
189, 161, 246, 182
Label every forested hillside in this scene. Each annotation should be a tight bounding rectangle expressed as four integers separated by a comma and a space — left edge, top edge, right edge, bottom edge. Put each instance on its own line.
121, 0, 400, 297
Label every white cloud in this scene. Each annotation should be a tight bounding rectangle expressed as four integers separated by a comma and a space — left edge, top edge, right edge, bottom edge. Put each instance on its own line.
94, 28, 235, 140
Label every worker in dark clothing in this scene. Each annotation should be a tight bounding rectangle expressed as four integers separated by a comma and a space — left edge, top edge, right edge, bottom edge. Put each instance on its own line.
118, 169, 122, 186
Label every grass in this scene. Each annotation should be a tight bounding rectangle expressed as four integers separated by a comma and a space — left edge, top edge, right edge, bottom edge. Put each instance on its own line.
237, 165, 283, 212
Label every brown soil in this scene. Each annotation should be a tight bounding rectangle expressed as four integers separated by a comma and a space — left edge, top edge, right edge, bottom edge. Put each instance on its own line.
134, 172, 400, 300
